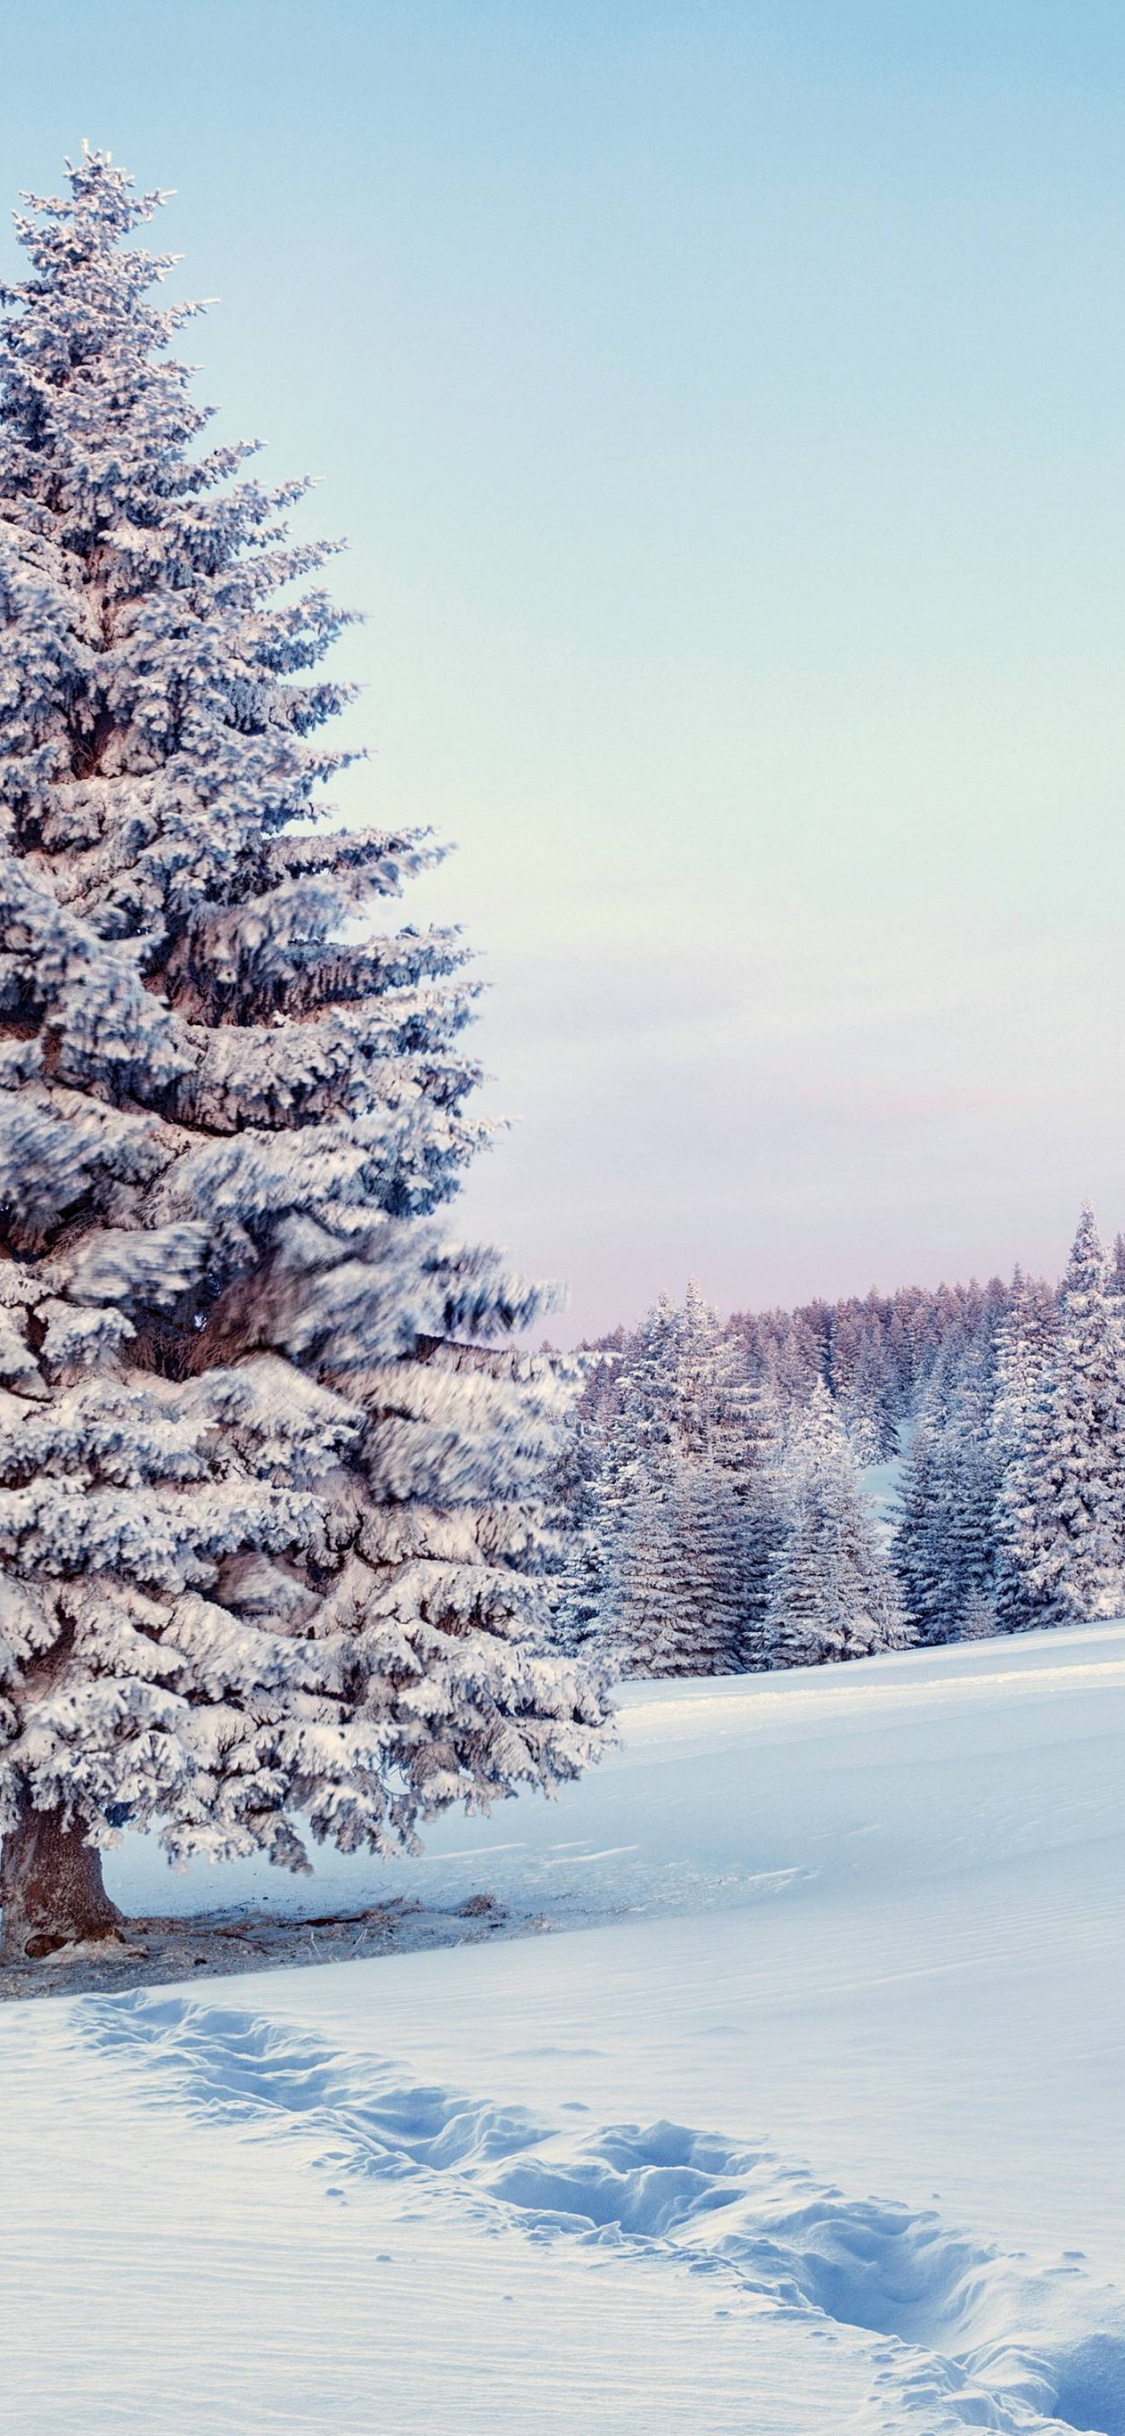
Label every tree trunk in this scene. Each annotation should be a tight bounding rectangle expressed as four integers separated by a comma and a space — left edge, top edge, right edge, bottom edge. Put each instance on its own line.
0, 1800, 124, 1960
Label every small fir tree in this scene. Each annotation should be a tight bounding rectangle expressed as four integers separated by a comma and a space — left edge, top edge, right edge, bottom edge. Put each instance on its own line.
891, 1414, 949, 1643
611, 1480, 682, 1675
607, 1458, 754, 1678
1113, 1233, 1125, 1297
996, 1210, 1125, 1630
553, 1303, 685, 1654
544, 1399, 612, 1657
667, 1459, 761, 1673
668, 1281, 783, 1662
765, 1385, 909, 1666
989, 1269, 1058, 1471
889, 1299, 1010, 1646
561, 1285, 782, 1677
838, 1325, 898, 1463
936, 1322, 1004, 1635
0, 153, 608, 1957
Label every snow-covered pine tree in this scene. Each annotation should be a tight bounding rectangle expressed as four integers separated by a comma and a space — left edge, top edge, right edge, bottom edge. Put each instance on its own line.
889, 1315, 1006, 1647
995, 1210, 1125, 1631
890, 1399, 950, 1643
990, 1268, 1058, 1471
612, 1455, 755, 1677
552, 1296, 685, 1655
989, 1267, 1057, 1629
668, 1282, 782, 1662
610, 1478, 682, 1675
558, 1285, 782, 1677
552, 1297, 684, 1672
0, 152, 608, 1959
1113, 1233, 1125, 1297
674, 1281, 756, 1465
839, 1325, 899, 1465
764, 1383, 908, 1666
897, 1285, 1010, 1644
934, 1303, 1007, 1638
666, 1457, 758, 1672
542, 1392, 611, 1657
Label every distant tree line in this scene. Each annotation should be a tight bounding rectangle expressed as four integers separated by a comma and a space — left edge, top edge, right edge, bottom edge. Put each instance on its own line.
552, 1212, 1125, 1676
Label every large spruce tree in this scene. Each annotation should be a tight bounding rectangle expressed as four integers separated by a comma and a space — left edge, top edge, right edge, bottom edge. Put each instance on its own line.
0, 152, 607, 1959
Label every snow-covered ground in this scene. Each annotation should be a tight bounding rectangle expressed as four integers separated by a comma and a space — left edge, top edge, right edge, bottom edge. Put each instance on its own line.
6, 1624, 1125, 2434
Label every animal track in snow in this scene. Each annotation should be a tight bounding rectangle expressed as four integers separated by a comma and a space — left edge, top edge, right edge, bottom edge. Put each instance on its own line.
82, 1992, 1125, 2436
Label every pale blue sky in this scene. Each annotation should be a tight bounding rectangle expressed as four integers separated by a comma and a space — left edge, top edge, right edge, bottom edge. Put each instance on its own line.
4, 4, 1125, 1336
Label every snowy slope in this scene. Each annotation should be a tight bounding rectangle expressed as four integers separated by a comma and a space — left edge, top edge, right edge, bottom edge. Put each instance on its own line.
6, 1626, 1125, 2434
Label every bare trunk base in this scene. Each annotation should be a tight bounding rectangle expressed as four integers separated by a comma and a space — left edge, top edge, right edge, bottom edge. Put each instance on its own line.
0, 1801, 124, 1960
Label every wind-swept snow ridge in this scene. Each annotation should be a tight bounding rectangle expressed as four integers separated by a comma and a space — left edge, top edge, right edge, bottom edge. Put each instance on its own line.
83, 1992, 1123, 2436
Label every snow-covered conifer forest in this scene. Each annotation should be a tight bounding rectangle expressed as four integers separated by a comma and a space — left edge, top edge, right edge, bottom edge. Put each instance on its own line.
556, 1210, 1125, 1675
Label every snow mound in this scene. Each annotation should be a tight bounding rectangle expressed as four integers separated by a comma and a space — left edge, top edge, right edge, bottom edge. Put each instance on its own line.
84, 1990, 1125, 2435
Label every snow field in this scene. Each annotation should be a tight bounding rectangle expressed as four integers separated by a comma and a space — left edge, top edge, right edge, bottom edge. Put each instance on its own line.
7, 1623, 1125, 2432
76, 1988, 1120, 2430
